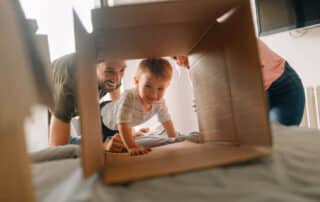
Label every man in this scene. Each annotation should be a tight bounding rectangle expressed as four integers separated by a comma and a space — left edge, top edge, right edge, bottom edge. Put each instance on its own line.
49, 53, 126, 152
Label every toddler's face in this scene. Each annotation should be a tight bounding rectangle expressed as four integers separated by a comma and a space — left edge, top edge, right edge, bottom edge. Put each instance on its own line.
134, 73, 170, 106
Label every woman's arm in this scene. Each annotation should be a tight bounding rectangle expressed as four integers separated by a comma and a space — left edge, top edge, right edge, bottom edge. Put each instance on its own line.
162, 120, 176, 138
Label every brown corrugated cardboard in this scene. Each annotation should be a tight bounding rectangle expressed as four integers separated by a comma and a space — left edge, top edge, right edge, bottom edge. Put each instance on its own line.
73, 10, 105, 178
189, 1, 271, 145
0, 0, 52, 201
104, 141, 269, 184
91, 0, 240, 60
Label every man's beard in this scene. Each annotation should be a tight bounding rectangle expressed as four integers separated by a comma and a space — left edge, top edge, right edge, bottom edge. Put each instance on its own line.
101, 80, 121, 92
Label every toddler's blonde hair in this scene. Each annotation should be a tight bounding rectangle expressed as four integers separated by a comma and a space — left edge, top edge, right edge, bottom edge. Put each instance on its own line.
136, 58, 173, 81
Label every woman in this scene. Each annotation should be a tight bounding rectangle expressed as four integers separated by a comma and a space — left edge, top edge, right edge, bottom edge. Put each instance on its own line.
174, 39, 305, 126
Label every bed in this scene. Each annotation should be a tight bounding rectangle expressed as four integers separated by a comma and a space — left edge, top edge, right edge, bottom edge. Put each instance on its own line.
2, 0, 319, 201
31, 123, 320, 202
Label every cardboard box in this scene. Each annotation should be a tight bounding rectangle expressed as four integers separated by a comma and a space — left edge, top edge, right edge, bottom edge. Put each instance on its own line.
0, 1, 52, 201
0, 0, 272, 200
75, 0, 271, 184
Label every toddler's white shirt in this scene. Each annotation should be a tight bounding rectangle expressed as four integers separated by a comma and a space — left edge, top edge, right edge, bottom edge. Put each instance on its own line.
101, 88, 171, 130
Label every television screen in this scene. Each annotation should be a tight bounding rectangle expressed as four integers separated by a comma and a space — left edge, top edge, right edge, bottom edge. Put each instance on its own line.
256, 0, 320, 36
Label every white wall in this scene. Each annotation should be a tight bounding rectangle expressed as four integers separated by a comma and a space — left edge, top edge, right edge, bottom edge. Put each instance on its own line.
260, 27, 320, 87
20, 0, 94, 61
250, 0, 320, 86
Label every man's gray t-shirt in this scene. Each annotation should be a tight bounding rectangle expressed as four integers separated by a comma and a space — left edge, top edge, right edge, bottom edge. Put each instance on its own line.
101, 88, 171, 130
51, 53, 107, 122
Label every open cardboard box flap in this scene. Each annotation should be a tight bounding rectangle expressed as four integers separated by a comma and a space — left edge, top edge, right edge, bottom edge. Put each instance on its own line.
74, 0, 271, 184
0, 0, 53, 201
91, 0, 242, 60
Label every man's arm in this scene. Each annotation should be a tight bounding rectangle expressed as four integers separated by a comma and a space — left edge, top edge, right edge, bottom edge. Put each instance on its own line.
49, 115, 70, 146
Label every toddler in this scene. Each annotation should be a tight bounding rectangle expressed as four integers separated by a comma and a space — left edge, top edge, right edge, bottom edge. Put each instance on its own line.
100, 58, 176, 155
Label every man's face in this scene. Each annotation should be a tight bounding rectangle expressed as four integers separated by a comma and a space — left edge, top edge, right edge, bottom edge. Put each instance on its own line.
96, 60, 126, 92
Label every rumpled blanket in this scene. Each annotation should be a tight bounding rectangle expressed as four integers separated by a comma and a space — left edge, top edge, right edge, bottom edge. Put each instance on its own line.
31, 123, 320, 202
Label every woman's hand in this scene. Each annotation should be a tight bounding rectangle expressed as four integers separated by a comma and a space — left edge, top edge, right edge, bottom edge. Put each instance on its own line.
173, 55, 190, 69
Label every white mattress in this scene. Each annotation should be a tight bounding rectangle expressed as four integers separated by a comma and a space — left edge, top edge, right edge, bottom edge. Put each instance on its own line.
31, 123, 320, 202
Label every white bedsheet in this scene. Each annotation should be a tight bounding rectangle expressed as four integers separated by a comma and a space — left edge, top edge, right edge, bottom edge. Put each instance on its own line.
31, 123, 320, 202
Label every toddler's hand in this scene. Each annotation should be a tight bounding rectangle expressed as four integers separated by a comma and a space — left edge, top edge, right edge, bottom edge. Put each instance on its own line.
139, 127, 150, 134
135, 127, 150, 137
104, 133, 126, 153
128, 146, 151, 156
